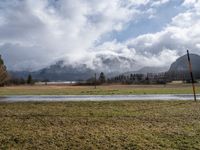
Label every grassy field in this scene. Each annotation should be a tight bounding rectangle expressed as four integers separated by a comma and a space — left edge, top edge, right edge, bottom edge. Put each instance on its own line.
0, 84, 200, 95
0, 101, 200, 149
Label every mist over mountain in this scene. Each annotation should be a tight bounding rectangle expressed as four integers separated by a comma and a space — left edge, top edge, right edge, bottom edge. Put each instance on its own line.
10, 61, 93, 81
10, 53, 200, 81
92, 54, 136, 73
124, 66, 169, 76
35, 61, 94, 81
9, 54, 137, 81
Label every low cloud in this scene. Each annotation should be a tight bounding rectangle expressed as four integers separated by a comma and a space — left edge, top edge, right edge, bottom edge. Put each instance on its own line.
0, 0, 200, 71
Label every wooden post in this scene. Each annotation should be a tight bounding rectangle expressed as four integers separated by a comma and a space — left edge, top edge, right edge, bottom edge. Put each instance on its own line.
187, 50, 197, 102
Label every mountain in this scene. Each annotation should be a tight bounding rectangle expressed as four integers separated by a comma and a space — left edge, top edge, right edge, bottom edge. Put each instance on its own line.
35, 61, 95, 81
9, 54, 137, 81
124, 66, 168, 75
11, 53, 200, 81
10, 61, 95, 81
94, 54, 135, 73
169, 54, 200, 72
168, 53, 200, 79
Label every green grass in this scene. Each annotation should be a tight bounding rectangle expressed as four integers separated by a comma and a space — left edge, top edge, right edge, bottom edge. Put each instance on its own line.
0, 84, 200, 95
0, 101, 200, 149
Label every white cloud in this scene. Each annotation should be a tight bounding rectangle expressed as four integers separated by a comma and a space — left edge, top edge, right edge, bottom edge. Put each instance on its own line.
0, 0, 141, 70
93, 0, 200, 69
151, 0, 170, 7
127, 0, 150, 7
0, 0, 200, 72
183, 0, 198, 6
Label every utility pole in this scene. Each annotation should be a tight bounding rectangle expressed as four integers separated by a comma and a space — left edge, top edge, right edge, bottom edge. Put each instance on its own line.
94, 73, 96, 89
187, 50, 197, 102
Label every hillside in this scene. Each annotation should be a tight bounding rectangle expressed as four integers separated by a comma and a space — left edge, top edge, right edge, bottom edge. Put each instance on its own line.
10, 53, 200, 81
124, 66, 168, 76
168, 54, 200, 80
9, 54, 136, 81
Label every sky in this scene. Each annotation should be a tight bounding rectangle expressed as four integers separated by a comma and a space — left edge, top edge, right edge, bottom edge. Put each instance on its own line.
0, 0, 200, 71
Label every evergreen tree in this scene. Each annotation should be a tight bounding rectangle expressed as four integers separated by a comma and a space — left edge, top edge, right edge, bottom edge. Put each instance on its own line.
27, 74, 33, 84
0, 55, 9, 86
99, 72, 106, 83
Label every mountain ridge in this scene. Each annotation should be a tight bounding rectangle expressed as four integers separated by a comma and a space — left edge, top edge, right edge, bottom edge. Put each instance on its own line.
9, 53, 200, 81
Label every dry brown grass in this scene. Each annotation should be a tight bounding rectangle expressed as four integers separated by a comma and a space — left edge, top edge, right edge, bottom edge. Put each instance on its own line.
0, 84, 199, 95
0, 101, 200, 149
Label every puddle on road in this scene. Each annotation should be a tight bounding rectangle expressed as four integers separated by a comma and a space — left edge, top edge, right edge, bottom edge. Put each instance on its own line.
0, 94, 199, 102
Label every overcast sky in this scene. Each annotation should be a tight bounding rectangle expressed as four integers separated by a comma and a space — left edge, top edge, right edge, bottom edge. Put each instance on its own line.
0, 0, 200, 71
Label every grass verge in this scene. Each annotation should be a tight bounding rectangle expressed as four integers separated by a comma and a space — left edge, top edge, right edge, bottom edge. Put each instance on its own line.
0, 101, 200, 149
0, 84, 200, 95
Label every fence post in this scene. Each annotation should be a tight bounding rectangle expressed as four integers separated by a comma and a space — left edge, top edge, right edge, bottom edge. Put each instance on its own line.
187, 50, 197, 102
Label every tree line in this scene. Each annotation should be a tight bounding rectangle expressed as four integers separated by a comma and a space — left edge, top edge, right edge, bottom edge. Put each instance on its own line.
9, 74, 34, 85
83, 72, 167, 85
0, 55, 35, 86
